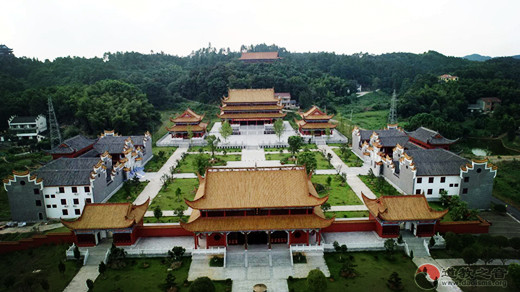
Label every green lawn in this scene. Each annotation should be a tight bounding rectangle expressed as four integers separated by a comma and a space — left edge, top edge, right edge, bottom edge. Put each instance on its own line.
108, 181, 149, 203
288, 251, 420, 291
149, 178, 199, 211
0, 244, 81, 292
174, 154, 240, 173
93, 257, 230, 292
265, 152, 333, 170
188, 146, 241, 153
145, 146, 177, 172
263, 144, 317, 152
358, 175, 401, 197
351, 110, 389, 130
311, 175, 362, 205
493, 160, 520, 209
332, 148, 364, 167
325, 211, 369, 219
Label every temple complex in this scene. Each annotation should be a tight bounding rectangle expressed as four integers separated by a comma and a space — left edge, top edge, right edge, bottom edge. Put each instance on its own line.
62, 199, 149, 246
181, 166, 334, 249
238, 52, 281, 63
296, 106, 336, 136
217, 89, 286, 125
362, 194, 448, 238
167, 108, 207, 139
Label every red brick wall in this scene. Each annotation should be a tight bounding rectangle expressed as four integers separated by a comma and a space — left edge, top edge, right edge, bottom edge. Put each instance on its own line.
289, 230, 309, 245
0, 232, 74, 254
137, 225, 194, 237
322, 220, 377, 233
206, 233, 226, 247
436, 217, 490, 234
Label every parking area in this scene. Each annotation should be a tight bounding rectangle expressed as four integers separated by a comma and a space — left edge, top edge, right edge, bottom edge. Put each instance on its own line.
479, 211, 520, 238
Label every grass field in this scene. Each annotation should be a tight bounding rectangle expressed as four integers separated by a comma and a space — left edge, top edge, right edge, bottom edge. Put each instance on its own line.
148, 178, 199, 211
108, 181, 149, 203
358, 175, 401, 197
145, 146, 177, 172
265, 152, 333, 170
288, 251, 420, 292
174, 154, 240, 173
325, 211, 369, 219
332, 148, 364, 167
0, 244, 81, 292
93, 257, 229, 292
311, 175, 362, 205
350, 110, 389, 130
492, 160, 520, 209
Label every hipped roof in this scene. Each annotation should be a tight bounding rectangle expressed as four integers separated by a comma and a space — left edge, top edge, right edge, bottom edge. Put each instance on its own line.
223, 89, 279, 103
61, 198, 149, 230
181, 207, 333, 232
296, 120, 337, 129
217, 112, 286, 119
220, 105, 283, 111
186, 166, 328, 210
362, 193, 447, 221
239, 52, 280, 60
167, 123, 207, 132
170, 108, 204, 123
300, 106, 334, 120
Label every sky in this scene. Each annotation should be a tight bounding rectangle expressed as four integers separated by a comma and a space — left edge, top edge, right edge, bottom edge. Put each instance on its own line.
1, 0, 519, 60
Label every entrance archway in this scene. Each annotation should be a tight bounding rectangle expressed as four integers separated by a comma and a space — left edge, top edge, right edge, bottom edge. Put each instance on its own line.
248, 231, 268, 244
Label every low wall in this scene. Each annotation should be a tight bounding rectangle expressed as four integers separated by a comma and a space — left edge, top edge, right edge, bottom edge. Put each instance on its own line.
137, 225, 194, 237
435, 216, 490, 234
0, 232, 74, 254
323, 219, 377, 233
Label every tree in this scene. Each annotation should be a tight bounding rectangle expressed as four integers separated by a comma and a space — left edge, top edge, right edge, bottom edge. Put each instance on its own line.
480, 246, 497, 265
206, 135, 219, 158
154, 206, 163, 222
189, 276, 215, 292
219, 121, 232, 142
73, 245, 81, 261
321, 202, 331, 212
273, 119, 284, 141
508, 263, 520, 287
367, 168, 375, 181
306, 269, 327, 292
384, 239, 396, 258
193, 154, 209, 175
462, 246, 479, 266
326, 176, 332, 187
86, 279, 94, 291
169, 246, 186, 262
3, 276, 15, 289
494, 235, 509, 249
40, 278, 50, 291
510, 237, 520, 256
298, 151, 317, 174
387, 272, 403, 291
175, 187, 182, 202
176, 206, 186, 222
98, 261, 106, 277
439, 190, 450, 206
288, 136, 304, 157
164, 272, 176, 290
58, 261, 65, 275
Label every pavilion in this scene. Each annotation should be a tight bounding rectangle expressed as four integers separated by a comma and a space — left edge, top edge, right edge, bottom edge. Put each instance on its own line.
167, 108, 207, 139
362, 194, 448, 238
62, 199, 149, 247
181, 166, 334, 249
217, 88, 286, 126
296, 106, 336, 136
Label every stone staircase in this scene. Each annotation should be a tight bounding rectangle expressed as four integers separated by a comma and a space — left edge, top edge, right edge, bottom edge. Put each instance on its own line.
402, 232, 430, 258
85, 241, 111, 266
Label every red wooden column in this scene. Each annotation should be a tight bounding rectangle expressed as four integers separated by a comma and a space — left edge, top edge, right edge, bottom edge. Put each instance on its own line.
194, 234, 198, 249
206, 234, 209, 249
306, 230, 310, 246
318, 230, 322, 245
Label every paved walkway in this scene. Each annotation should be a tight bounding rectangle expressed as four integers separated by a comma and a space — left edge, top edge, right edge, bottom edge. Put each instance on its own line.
63, 241, 111, 292
0, 222, 63, 234
134, 146, 189, 205
241, 149, 266, 161
329, 205, 368, 211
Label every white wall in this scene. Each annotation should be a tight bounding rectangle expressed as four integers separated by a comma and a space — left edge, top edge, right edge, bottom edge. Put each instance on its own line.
413, 175, 461, 200
43, 184, 93, 219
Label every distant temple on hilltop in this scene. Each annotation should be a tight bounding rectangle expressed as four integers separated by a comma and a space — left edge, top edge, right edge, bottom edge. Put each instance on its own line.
238, 52, 281, 63
295, 106, 336, 137
0, 44, 13, 56
167, 108, 207, 139
218, 88, 286, 126
181, 166, 333, 249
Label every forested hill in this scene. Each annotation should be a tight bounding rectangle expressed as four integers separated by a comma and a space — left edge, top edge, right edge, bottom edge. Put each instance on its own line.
1, 44, 519, 139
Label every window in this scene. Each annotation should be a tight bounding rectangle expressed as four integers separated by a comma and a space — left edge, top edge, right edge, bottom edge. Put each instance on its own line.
59, 187, 65, 193
464, 177, 469, 183
439, 188, 445, 194
35, 200, 42, 206
86, 198, 92, 204
417, 178, 422, 184
416, 189, 421, 194
462, 188, 468, 194
51, 194, 55, 198
73, 198, 79, 205
52, 204, 57, 208
71, 187, 77, 193
427, 189, 433, 195
60, 199, 66, 205
84, 186, 90, 192
46, 205, 51, 208
429, 177, 434, 183
33, 188, 40, 195
45, 195, 49, 198
62, 209, 68, 216
449, 184, 453, 187
440, 177, 446, 183
75, 209, 81, 215
455, 184, 459, 187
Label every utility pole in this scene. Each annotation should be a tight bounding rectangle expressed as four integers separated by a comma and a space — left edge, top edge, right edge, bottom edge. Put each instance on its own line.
388, 89, 398, 126
48, 97, 62, 149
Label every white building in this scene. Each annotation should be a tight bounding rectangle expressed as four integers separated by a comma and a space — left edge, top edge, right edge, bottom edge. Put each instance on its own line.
8, 115, 47, 141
